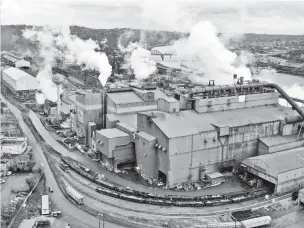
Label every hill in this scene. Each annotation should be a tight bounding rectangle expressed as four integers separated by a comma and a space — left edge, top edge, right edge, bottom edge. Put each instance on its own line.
1, 25, 187, 53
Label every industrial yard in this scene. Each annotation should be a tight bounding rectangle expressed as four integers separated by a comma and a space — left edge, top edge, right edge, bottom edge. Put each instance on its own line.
1, 1, 304, 228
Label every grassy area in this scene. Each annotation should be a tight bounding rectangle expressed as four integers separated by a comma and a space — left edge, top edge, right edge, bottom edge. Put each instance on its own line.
1, 175, 45, 228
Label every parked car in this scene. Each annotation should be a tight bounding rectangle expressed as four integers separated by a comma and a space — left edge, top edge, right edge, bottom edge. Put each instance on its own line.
49, 186, 54, 192
0, 179, 6, 184
6, 171, 12, 176
66, 223, 71, 228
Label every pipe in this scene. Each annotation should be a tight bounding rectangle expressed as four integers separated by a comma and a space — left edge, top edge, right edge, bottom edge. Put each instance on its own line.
279, 95, 304, 104
190, 82, 304, 120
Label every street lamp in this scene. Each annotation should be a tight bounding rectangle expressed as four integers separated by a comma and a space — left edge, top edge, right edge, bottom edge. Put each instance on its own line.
98, 213, 104, 228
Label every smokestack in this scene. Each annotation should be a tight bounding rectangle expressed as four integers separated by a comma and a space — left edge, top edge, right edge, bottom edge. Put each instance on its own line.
233, 74, 238, 84
57, 84, 61, 115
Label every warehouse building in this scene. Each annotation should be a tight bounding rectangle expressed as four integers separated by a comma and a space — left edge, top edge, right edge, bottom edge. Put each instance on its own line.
134, 82, 304, 186
1, 67, 38, 100
242, 147, 304, 194
2, 52, 30, 68
0, 136, 28, 157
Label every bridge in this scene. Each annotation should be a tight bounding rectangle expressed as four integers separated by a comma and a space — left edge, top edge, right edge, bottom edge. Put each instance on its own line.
150, 50, 174, 61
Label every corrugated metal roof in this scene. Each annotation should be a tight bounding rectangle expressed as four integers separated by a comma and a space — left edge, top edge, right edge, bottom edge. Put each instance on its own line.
106, 113, 137, 129
2, 67, 38, 91
137, 131, 156, 141
3, 54, 19, 63
259, 134, 301, 147
3, 67, 32, 81
107, 91, 142, 104
243, 147, 304, 175
97, 128, 128, 139
116, 122, 137, 133
150, 105, 300, 138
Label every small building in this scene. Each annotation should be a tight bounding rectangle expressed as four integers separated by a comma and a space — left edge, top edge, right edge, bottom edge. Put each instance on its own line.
95, 128, 135, 169
1, 67, 38, 100
258, 134, 304, 155
243, 147, 304, 194
0, 136, 28, 157
205, 172, 225, 186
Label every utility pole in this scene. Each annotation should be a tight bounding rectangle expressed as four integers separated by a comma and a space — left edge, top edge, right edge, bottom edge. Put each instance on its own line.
98, 213, 104, 228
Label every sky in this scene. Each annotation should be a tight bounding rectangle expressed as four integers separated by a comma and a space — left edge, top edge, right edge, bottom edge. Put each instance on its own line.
2, 0, 304, 35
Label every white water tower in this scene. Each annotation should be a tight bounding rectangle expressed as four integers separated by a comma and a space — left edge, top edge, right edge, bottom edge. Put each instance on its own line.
52, 74, 65, 116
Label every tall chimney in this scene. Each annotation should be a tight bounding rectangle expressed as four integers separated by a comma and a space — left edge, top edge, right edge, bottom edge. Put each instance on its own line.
57, 84, 61, 115
233, 74, 238, 84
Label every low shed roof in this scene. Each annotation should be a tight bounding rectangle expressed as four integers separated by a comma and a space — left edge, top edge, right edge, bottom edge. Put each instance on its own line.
107, 91, 142, 104
243, 147, 304, 176
97, 128, 128, 139
259, 134, 301, 147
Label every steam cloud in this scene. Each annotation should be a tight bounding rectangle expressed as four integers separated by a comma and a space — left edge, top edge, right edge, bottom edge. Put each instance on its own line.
119, 40, 157, 80
172, 21, 252, 84
23, 26, 112, 103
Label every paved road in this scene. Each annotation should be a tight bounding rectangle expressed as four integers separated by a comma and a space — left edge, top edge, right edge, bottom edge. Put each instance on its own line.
2, 95, 125, 228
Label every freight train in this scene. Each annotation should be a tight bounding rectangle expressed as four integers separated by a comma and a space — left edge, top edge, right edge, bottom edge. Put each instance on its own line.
65, 184, 84, 205
61, 155, 272, 207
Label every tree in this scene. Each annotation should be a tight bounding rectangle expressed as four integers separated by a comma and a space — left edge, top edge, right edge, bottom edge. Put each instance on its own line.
25, 177, 36, 190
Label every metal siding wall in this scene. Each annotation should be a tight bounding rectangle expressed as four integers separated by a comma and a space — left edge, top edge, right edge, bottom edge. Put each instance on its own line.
169, 152, 192, 184
95, 133, 111, 158
135, 135, 157, 180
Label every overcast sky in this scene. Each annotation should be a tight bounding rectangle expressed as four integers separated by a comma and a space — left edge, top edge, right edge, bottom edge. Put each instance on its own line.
2, 0, 304, 35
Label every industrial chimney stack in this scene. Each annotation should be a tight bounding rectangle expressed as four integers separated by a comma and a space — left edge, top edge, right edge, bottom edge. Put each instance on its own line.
233, 74, 238, 84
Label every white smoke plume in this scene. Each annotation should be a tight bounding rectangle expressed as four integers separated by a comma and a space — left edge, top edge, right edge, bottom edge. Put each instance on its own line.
122, 43, 157, 80
23, 26, 112, 103
35, 91, 46, 105
172, 21, 252, 85
35, 65, 60, 103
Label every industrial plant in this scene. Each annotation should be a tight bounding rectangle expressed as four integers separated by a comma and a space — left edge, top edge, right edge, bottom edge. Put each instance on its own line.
1, 11, 304, 227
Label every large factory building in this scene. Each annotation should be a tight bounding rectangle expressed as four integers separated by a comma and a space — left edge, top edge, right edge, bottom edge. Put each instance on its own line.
1, 67, 38, 100
134, 81, 304, 188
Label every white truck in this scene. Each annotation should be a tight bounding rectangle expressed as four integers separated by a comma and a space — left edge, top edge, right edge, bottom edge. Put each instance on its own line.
66, 185, 84, 205
298, 188, 304, 206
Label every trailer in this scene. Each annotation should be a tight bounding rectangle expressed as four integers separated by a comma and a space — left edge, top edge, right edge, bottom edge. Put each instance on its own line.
41, 195, 50, 215
66, 185, 84, 205
241, 216, 271, 228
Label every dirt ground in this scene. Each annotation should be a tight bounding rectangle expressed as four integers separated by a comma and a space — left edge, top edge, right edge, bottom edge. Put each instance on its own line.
256, 197, 304, 228
118, 169, 248, 195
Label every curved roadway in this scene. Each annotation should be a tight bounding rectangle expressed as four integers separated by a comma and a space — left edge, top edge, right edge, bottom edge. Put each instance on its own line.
1, 95, 125, 228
